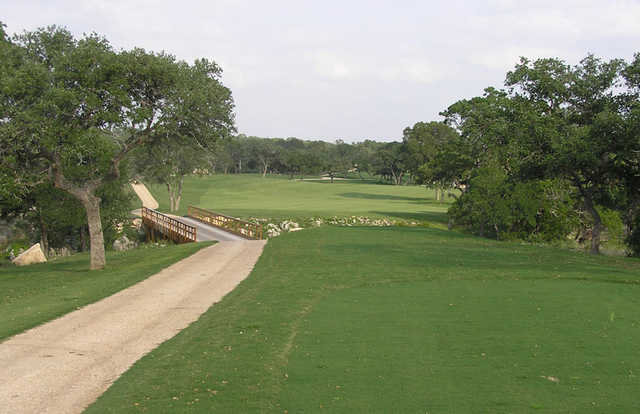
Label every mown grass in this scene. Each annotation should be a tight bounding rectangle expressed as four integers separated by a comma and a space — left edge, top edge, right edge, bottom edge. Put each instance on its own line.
0, 242, 210, 341
146, 174, 450, 225
86, 226, 640, 413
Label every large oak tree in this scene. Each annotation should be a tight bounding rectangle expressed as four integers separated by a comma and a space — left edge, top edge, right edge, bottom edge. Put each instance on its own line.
0, 24, 234, 269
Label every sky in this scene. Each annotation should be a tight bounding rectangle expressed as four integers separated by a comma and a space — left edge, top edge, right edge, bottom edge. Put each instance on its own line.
3, 0, 640, 142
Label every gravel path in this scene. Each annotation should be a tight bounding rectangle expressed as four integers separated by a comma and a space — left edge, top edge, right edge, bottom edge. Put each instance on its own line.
0, 240, 267, 414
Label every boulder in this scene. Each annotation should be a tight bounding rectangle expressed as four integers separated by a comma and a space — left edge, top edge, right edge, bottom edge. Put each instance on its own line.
12, 243, 47, 266
280, 220, 300, 231
113, 235, 137, 252
267, 228, 281, 238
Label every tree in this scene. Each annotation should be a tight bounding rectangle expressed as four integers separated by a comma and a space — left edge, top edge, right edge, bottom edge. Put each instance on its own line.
0, 25, 234, 269
505, 55, 630, 254
438, 87, 527, 193
322, 139, 352, 182
434, 54, 639, 254
373, 142, 407, 185
133, 136, 207, 212
351, 140, 379, 179
133, 58, 234, 212
247, 136, 279, 177
620, 53, 640, 255
403, 121, 458, 199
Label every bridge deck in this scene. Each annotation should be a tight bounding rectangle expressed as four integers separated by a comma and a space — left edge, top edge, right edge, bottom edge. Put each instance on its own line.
171, 216, 244, 242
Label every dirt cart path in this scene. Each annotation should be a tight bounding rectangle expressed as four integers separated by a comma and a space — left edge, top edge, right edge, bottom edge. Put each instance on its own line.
0, 240, 267, 414
130, 182, 159, 209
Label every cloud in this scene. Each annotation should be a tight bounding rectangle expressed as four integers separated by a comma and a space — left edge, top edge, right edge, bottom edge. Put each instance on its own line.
469, 47, 565, 71
379, 57, 444, 84
3, 0, 639, 141
306, 50, 359, 80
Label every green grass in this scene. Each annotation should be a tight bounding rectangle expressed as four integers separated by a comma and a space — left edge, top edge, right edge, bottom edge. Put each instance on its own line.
0, 242, 210, 341
85, 226, 640, 413
146, 174, 450, 225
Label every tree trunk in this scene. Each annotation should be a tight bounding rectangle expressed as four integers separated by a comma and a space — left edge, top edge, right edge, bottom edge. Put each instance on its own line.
39, 212, 49, 258
52, 163, 105, 269
167, 183, 174, 211
583, 192, 603, 254
79, 192, 106, 269
392, 171, 403, 185
174, 177, 183, 212
262, 162, 268, 177
167, 176, 184, 212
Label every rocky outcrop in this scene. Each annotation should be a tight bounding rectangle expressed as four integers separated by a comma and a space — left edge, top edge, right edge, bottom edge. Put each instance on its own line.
12, 243, 47, 266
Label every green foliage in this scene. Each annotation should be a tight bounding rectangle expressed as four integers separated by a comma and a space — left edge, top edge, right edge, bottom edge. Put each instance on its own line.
208, 135, 412, 184
598, 207, 625, 246
435, 53, 640, 253
1, 24, 234, 268
449, 167, 577, 241
403, 121, 459, 186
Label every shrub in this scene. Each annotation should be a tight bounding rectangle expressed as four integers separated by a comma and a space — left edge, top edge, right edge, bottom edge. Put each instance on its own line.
448, 167, 578, 242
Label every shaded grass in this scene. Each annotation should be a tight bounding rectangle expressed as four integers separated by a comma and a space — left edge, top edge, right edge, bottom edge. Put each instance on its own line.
0, 242, 210, 341
146, 174, 450, 225
86, 226, 640, 413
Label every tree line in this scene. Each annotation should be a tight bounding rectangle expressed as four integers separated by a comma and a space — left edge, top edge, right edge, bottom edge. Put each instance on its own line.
2, 22, 638, 269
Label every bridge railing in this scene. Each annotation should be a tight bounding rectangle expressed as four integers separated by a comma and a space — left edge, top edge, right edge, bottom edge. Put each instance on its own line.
142, 207, 197, 243
187, 205, 263, 240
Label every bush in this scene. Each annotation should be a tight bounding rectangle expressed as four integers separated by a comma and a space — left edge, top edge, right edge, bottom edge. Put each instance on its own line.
448, 167, 578, 242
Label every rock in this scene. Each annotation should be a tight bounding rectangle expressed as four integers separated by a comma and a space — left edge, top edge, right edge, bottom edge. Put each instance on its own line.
289, 228, 304, 232
267, 228, 281, 238
12, 243, 47, 266
280, 220, 300, 231
113, 235, 137, 252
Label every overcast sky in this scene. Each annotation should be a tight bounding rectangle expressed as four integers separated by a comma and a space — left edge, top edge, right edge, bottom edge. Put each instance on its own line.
3, 0, 640, 142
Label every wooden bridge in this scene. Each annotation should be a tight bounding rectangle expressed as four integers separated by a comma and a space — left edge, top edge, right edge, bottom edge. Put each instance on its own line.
187, 206, 263, 240
141, 207, 197, 243
141, 206, 263, 243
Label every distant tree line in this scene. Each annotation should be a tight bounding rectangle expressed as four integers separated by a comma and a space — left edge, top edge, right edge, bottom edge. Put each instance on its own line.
202, 135, 412, 181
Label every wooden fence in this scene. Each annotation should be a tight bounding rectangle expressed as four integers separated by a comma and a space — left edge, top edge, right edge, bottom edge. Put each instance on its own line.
187, 205, 263, 240
141, 207, 197, 243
